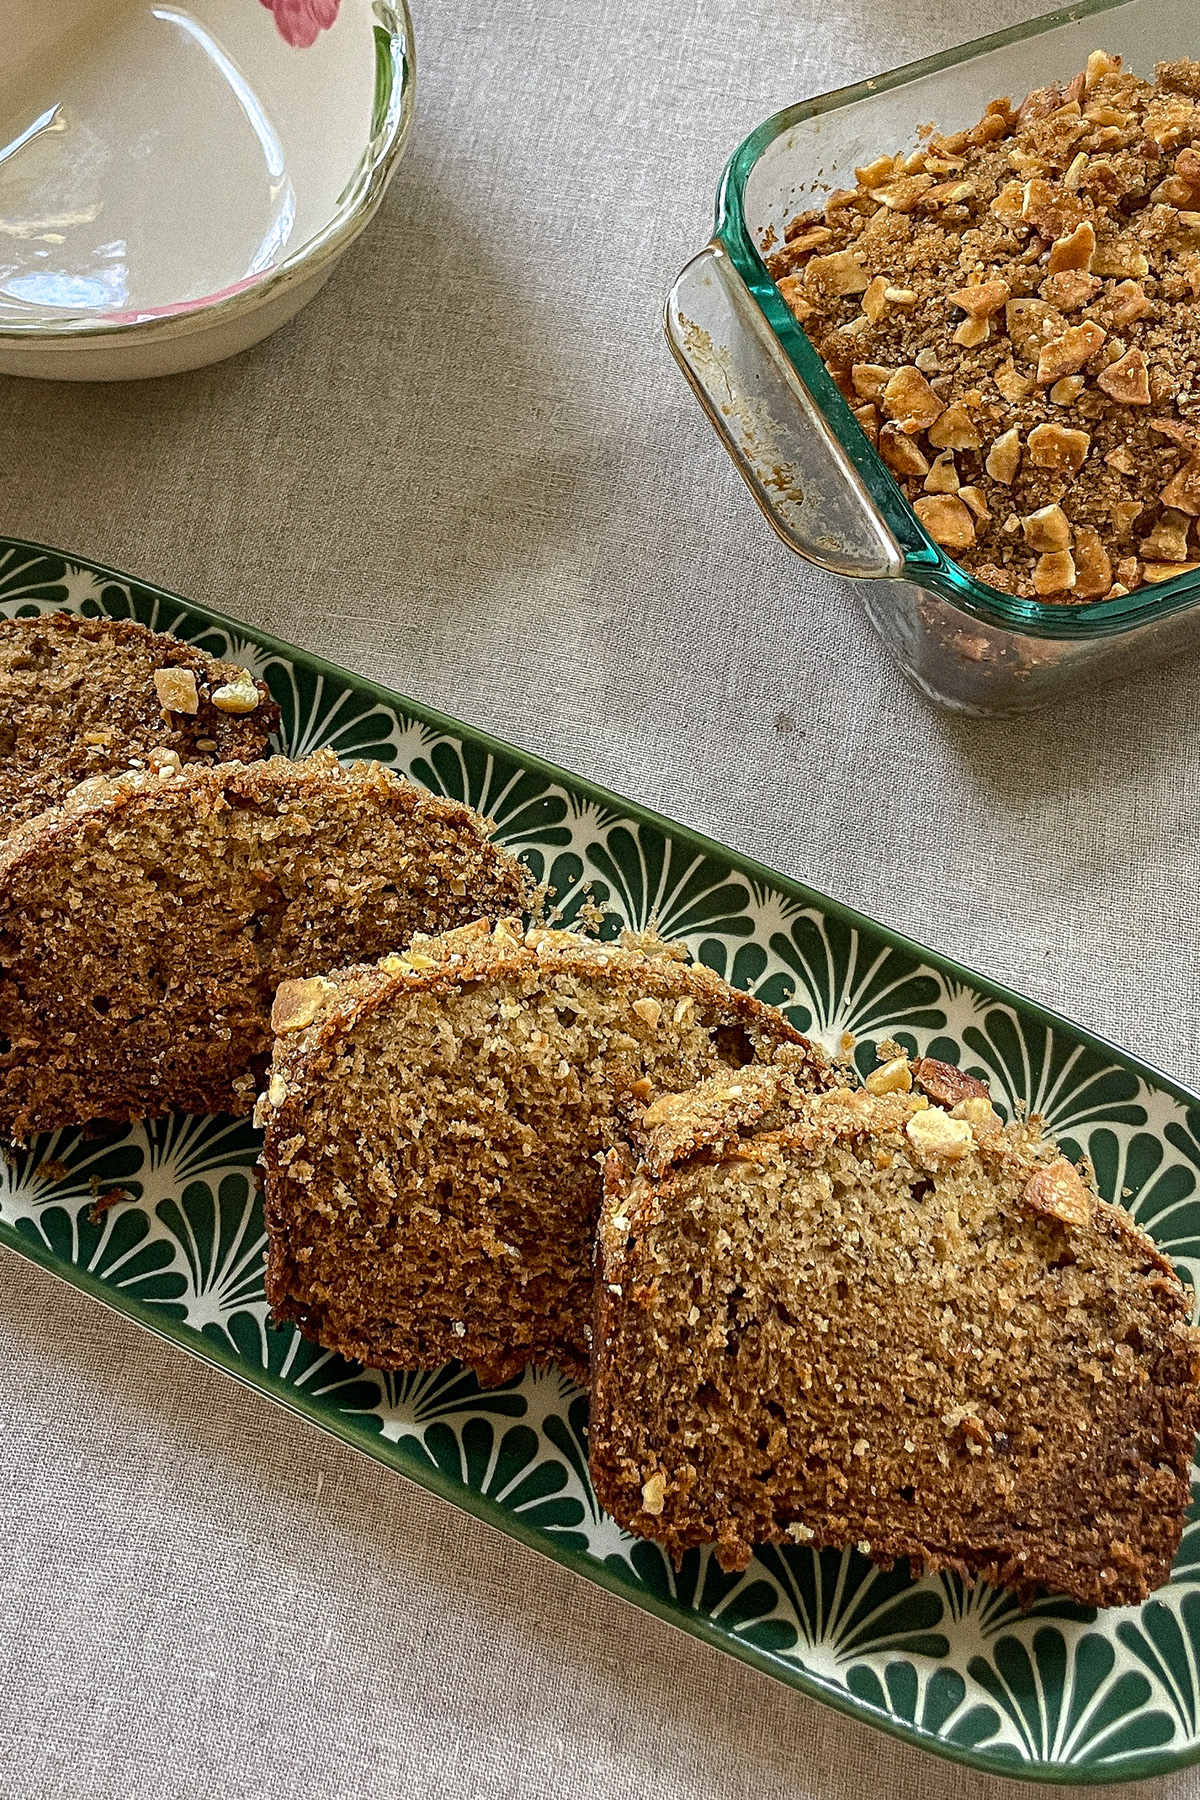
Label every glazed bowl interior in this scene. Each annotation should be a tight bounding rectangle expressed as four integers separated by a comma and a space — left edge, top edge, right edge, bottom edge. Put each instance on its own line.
0, 0, 401, 330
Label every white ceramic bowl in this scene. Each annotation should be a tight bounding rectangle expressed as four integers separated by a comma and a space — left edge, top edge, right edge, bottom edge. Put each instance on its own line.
0, 0, 413, 379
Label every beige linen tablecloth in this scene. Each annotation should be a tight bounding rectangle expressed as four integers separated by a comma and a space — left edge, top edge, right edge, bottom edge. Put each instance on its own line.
4, 1, 1200, 1794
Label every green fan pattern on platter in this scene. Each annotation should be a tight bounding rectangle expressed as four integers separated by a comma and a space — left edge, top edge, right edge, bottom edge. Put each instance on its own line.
3, 540, 1200, 1784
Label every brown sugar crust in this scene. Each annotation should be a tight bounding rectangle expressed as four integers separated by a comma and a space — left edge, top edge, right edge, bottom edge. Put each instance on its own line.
590, 1063, 1200, 1607
0, 611, 279, 831
0, 752, 531, 1137
260, 921, 829, 1384
768, 56, 1200, 602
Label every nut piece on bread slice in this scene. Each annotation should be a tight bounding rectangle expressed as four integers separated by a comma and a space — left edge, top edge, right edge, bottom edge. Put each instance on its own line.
260, 921, 829, 1385
589, 1060, 1200, 1608
0, 751, 530, 1137
0, 611, 280, 832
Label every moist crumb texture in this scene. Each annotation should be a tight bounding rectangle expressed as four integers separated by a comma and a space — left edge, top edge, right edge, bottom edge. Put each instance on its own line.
0, 751, 531, 1137
768, 55, 1200, 601
260, 921, 829, 1384
0, 611, 279, 830
589, 1059, 1200, 1607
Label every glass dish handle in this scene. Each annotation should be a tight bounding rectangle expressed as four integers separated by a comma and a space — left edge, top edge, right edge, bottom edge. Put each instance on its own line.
666, 244, 903, 580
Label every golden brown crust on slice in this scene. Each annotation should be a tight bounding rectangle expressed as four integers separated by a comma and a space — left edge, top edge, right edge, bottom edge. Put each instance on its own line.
0, 752, 531, 1136
589, 1061, 1200, 1607
0, 611, 278, 831
260, 922, 829, 1384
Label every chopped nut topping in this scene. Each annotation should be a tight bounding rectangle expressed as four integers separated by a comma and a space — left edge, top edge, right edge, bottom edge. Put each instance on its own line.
806, 250, 870, 296
1023, 504, 1072, 551
1047, 221, 1097, 274
914, 494, 976, 548
850, 363, 891, 401
882, 366, 945, 430
1091, 238, 1149, 279
861, 276, 890, 324
879, 424, 930, 479
951, 1095, 1000, 1131
948, 279, 1010, 318
768, 56, 1200, 602
1097, 346, 1152, 405
870, 174, 935, 213
911, 1057, 990, 1108
1027, 421, 1091, 473
1141, 509, 1193, 562
860, 278, 918, 324
1006, 298, 1063, 363
906, 1108, 974, 1164
855, 154, 897, 188
1095, 279, 1153, 328
773, 227, 834, 271
775, 275, 815, 321
641, 1091, 691, 1127
922, 179, 976, 206
1022, 177, 1087, 239
1041, 269, 1101, 311
924, 452, 960, 493
211, 669, 261, 714
927, 403, 982, 450
1036, 320, 1106, 385
1062, 151, 1090, 191
991, 180, 1026, 225
640, 1471, 667, 1515
1021, 1157, 1093, 1228
1050, 375, 1087, 407
1162, 457, 1200, 514
1072, 525, 1114, 597
953, 314, 990, 348
1143, 560, 1200, 581
984, 428, 1022, 485
852, 403, 880, 444
1152, 416, 1199, 450
994, 363, 1035, 403
271, 976, 335, 1034
865, 1055, 912, 1095
1085, 50, 1122, 89
153, 667, 200, 714
1033, 549, 1077, 593
632, 997, 661, 1028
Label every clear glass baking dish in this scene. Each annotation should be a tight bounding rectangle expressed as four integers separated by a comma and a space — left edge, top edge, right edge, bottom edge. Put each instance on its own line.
667, 0, 1200, 714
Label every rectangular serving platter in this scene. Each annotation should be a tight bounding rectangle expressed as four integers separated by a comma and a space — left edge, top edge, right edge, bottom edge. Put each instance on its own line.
2, 533, 1199, 1785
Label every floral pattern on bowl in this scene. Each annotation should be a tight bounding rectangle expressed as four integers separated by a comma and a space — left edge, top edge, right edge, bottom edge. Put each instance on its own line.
260, 0, 341, 49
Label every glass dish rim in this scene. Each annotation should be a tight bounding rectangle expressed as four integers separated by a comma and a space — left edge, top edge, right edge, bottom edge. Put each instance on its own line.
4, 530, 1200, 1785
714, 0, 1200, 643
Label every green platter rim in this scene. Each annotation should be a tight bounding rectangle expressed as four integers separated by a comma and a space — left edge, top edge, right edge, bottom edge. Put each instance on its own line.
1, 531, 1197, 1787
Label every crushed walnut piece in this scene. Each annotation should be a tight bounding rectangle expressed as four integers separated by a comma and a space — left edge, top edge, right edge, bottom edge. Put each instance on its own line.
768, 56, 1200, 601
152, 667, 200, 714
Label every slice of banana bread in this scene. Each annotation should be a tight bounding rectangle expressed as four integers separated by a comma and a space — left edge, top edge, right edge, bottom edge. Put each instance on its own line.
590, 1058, 1200, 1607
0, 611, 279, 831
0, 751, 530, 1137
260, 921, 828, 1384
